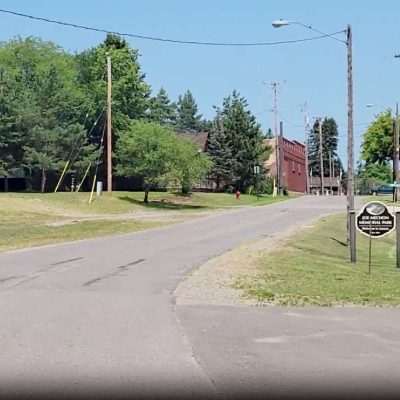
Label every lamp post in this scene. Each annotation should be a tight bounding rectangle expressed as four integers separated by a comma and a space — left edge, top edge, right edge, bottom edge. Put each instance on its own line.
272, 19, 356, 263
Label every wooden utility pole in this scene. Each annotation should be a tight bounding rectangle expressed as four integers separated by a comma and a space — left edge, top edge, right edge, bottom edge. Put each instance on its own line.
394, 102, 399, 201
329, 151, 333, 195
107, 55, 112, 193
302, 102, 310, 194
318, 118, 324, 195
346, 24, 356, 263
271, 82, 280, 194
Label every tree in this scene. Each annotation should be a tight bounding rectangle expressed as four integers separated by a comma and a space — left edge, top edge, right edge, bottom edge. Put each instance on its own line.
358, 110, 394, 193
219, 91, 266, 191
148, 87, 176, 126
356, 161, 392, 194
171, 138, 212, 194
116, 121, 178, 203
265, 128, 274, 139
308, 117, 341, 177
176, 90, 202, 131
361, 110, 393, 165
0, 37, 88, 191
76, 34, 151, 133
23, 127, 59, 192
207, 110, 234, 190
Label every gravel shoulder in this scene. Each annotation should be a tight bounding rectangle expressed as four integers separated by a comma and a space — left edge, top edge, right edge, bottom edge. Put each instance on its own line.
174, 219, 317, 306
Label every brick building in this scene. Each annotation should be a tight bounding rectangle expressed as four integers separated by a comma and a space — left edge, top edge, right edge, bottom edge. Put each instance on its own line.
264, 136, 307, 193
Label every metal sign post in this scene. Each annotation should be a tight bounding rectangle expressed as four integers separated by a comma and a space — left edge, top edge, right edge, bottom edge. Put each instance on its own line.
397, 212, 400, 269
368, 218, 372, 275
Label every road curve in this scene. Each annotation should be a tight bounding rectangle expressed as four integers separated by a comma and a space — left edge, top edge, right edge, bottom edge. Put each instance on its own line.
0, 196, 347, 398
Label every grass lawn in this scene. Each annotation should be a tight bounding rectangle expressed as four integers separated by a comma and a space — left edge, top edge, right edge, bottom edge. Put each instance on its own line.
0, 191, 288, 252
0, 191, 287, 215
236, 213, 400, 306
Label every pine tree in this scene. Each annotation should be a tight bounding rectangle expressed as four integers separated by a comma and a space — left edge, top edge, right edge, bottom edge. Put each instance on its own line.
209, 91, 266, 191
148, 87, 176, 125
265, 128, 274, 139
176, 90, 202, 131
207, 111, 233, 190
308, 117, 340, 177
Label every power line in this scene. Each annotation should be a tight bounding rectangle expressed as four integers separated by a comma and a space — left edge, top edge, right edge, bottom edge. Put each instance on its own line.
0, 8, 345, 47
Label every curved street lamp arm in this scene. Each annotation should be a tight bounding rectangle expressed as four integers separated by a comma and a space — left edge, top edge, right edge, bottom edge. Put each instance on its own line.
290, 21, 347, 45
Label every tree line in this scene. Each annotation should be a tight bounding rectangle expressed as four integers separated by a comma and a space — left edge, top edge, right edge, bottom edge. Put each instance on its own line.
0, 34, 267, 200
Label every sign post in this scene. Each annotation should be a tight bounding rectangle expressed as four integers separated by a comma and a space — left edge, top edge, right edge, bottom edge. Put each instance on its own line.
397, 212, 400, 269
357, 201, 396, 270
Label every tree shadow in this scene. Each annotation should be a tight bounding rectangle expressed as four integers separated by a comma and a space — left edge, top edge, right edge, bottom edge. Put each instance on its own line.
118, 196, 206, 210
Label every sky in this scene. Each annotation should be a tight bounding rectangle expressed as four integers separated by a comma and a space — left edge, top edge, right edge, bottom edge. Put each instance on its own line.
1, 0, 400, 163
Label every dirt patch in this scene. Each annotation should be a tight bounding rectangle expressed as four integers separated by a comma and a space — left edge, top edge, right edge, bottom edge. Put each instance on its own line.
174, 222, 315, 306
46, 210, 212, 227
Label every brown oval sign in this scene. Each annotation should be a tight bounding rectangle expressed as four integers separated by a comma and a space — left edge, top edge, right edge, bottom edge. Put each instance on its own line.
356, 201, 395, 238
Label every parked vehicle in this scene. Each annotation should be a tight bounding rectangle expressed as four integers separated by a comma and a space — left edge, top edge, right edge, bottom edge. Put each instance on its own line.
371, 184, 394, 195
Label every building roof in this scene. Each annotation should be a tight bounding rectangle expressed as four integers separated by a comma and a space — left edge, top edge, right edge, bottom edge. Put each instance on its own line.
176, 131, 209, 152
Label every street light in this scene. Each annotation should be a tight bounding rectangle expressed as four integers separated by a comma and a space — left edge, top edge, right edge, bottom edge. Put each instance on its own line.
272, 19, 356, 263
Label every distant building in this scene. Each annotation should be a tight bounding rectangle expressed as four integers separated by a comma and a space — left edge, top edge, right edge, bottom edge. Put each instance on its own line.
264, 136, 307, 193
175, 131, 209, 153
0, 168, 26, 192
309, 176, 342, 196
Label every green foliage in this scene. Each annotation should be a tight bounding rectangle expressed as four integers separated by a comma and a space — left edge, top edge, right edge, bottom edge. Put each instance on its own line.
358, 111, 395, 193
76, 33, 151, 132
0, 35, 152, 191
148, 87, 176, 125
361, 110, 393, 164
207, 112, 234, 190
116, 121, 176, 201
0, 37, 89, 190
208, 91, 265, 191
356, 162, 392, 194
170, 138, 212, 194
265, 128, 274, 139
176, 90, 202, 131
116, 121, 212, 199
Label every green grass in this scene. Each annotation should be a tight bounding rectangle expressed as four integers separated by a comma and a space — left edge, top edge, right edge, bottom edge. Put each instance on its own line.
0, 212, 162, 252
0, 191, 287, 215
0, 191, 289, 252
236, 213, 400, 306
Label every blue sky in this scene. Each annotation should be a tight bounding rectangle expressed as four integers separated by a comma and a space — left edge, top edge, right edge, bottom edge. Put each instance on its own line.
1, 0, 400, 163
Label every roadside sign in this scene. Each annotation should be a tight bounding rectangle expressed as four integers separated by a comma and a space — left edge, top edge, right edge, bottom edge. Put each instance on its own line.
356, 201, 395, 238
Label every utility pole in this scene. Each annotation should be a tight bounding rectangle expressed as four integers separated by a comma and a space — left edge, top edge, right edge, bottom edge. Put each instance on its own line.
271, 82, 280, 194
329, 151, 333, 195
301, 102, 310, 194
394, 102, 399, 201
318, 118, 324, 195
346, 24, 356, 263
107, 55, 112, 193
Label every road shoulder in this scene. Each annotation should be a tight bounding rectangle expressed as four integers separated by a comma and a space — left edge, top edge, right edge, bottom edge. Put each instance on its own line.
174, 220, 315, 306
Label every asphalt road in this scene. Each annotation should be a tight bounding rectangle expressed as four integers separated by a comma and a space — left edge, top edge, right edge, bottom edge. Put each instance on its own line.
1, 196, 397, 399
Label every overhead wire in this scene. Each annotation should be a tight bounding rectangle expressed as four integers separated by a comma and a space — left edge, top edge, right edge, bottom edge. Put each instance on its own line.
0, 8, 345, 47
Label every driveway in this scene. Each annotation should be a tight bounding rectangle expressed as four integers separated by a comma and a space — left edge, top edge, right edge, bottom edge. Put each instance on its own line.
1, 196, 392, 399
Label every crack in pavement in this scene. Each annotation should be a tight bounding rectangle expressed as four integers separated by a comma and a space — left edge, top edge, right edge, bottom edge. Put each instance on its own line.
83, 258, 146, 287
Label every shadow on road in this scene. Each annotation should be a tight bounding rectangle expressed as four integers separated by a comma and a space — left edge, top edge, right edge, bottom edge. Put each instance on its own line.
118, 196, 205, 210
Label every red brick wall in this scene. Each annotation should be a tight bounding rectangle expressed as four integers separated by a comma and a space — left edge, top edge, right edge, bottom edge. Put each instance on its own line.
280, 137, 306, 193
